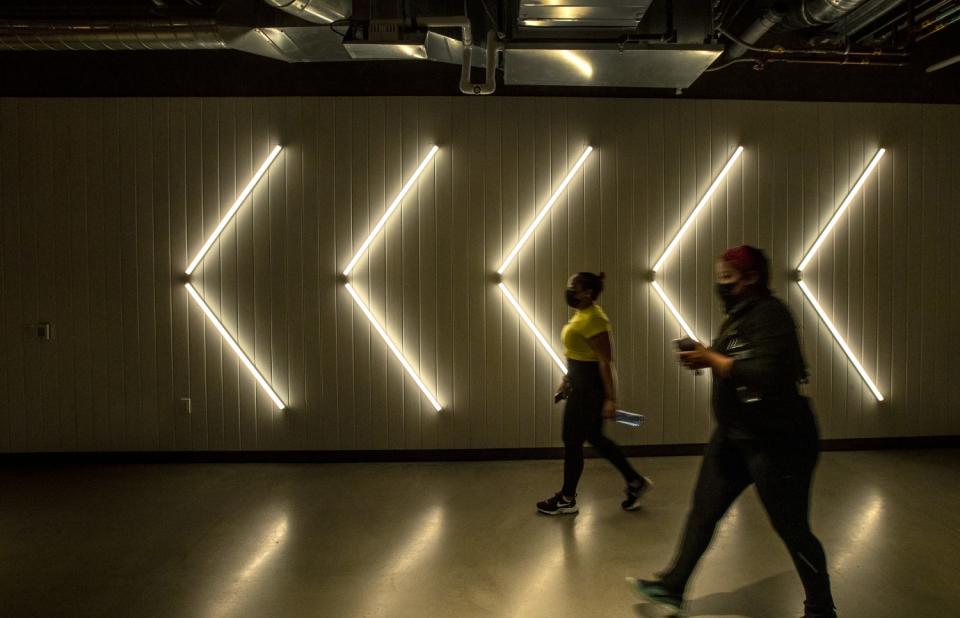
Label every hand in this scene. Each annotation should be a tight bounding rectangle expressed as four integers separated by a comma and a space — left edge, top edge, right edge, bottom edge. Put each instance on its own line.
554, 381, 571, 403
602, 399, 617, 419
679, 343, 712, 371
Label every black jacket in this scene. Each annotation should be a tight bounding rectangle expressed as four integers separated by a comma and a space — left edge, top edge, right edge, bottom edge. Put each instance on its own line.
711, 291, 808, 438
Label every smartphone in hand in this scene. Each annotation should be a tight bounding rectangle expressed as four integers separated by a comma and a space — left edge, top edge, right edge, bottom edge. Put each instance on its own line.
674, 336, 704, 375
674, 336, 698, 352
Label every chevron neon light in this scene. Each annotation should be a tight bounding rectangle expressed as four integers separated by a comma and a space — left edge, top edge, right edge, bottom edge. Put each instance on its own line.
185, 283, 286, 410
498, 146, 593, 375
650, 146, 743, 341
184, 145, 285, 409
345, 283, 443, 411
343, 146, 440, 278
186, 145, 282, 276
342, 146, 442, 411
796, 148, 885, 402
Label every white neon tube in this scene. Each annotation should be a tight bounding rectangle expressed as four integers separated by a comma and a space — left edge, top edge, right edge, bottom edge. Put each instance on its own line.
652, 146, 744, 274
343, 146, 440, 277
344, 283, 443, 411
498, 146, 594, 275
651, 280, 699, 342
797, 148, 885, 273
185, 145, 282, 276
795, 148, 885, 402
185, 283, 286, 410
798, 280, 884, 401
648, 146, 742, 342
498, 283, 568, 374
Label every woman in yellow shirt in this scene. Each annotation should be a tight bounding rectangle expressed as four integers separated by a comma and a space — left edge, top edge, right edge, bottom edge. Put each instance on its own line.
537, 272, 651, 515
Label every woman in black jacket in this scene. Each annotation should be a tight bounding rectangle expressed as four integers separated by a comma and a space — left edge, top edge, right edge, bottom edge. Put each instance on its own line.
628, 246, 836, 618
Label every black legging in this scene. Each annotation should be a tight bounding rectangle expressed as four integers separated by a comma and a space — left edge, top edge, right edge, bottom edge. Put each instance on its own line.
660, 414, 834, 615
561, 359, 642, 496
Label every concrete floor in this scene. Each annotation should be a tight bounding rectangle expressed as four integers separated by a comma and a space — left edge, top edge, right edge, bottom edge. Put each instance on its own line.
1, 449, 959, 618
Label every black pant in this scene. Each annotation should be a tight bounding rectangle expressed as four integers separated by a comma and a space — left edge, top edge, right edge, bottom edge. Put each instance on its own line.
561, 359, 641, 496
660, 414, 835, 614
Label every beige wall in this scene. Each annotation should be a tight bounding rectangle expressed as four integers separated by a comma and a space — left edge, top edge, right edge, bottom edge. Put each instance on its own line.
1, 97, 958, 452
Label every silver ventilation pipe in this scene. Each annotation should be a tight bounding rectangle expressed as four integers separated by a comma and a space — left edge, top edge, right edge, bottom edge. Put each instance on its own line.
726, 9, 783, 59
0, 19, 229, 51
726, 0, 871, 59
784, 0, 869, 28
0, 18, 351, 62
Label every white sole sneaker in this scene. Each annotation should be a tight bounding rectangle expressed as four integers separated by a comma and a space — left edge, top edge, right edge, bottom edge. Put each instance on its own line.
537, 504, 579, 515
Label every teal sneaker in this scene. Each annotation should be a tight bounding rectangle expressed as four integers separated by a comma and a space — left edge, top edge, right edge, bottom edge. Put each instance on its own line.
625, 577, 685, 616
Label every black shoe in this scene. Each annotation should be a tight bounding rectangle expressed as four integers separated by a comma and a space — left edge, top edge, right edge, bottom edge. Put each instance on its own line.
622, 476, 652, 511
801, 611, 837, 618
537, 492, 578, 515
626, 578, 684, 615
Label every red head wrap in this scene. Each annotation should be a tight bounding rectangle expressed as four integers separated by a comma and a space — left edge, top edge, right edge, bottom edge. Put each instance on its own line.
721, 246, 762, 274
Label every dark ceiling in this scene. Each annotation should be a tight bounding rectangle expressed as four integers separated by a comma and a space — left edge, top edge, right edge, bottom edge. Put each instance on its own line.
1, 0, 958, 102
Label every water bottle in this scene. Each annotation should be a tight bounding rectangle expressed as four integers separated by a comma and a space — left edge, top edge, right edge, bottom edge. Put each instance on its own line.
615, 409, 645, 428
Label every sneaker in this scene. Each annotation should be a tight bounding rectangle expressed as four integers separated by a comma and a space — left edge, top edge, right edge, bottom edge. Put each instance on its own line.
625, 577, 684, 616
536, 492, 578, 515
621, 476, 652, 511
801, 611, 837, 618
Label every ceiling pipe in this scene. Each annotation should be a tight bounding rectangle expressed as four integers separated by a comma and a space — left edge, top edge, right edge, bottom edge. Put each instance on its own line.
720, 24, 909, 56
726, 0, 877, 60
727, 9, 783, 59
419, 16, 502, 95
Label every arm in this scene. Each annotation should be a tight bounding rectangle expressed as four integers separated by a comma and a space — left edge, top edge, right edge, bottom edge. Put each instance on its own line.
588, 331, 618, 419
679, 346, 734, 378
680, 303, 800, 389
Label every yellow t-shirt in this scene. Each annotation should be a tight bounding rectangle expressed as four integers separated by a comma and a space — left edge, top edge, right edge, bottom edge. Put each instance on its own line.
561, 304, 610, 361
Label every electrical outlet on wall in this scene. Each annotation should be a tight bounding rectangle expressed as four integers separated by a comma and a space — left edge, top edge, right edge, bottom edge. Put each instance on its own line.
179, 397, 191, 415
28, 323, 51, 340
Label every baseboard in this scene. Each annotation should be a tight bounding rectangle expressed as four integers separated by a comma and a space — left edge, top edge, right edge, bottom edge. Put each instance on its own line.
1, 435, 958, 465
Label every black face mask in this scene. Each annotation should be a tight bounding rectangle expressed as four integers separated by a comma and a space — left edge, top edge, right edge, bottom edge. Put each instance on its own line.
565, 289, 581, 309
716, 282, 739, 313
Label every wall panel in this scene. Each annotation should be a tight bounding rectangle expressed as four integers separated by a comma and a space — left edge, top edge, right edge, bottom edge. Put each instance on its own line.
1, 97, 958, 452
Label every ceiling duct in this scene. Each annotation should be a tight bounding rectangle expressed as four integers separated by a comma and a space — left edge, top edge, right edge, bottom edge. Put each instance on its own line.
343, 15, 503, 94
0, 18, 352, 61
0, 19, 230, 52
0, 0, 726, 93
503, 42, 722, 87
0, 4, 489, 70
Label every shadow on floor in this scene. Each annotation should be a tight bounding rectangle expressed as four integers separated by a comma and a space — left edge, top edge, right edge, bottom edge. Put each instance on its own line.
633, 571, 798, 618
